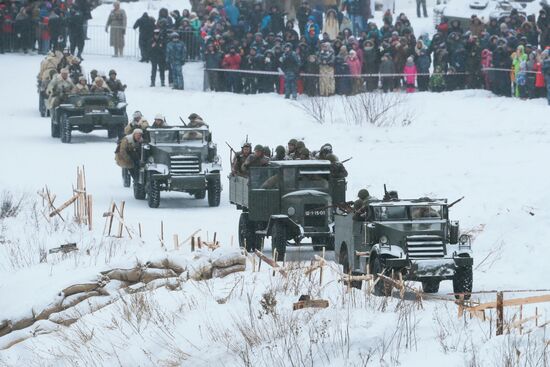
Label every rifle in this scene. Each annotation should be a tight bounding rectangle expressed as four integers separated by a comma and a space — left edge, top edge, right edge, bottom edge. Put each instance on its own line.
311, 200, 355, 214
49, 243, 78, 254
225, 141, 237, 155
448, 196, 465, 208
178, 116, 188, 127
341, 157, 353, 164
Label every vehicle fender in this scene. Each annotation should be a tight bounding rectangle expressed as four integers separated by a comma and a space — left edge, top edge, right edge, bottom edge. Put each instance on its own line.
266, 215, 301, 238
146, 163, 169, 175
369, 244, 402, 262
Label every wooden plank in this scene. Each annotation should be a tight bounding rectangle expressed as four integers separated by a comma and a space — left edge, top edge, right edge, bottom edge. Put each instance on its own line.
117, 201, 126, 238
87, 195, 93, 231
254, 250, 287, 277
293, 299, 329, 311
49, 194, 79, 217
342, 274, 373, 282
470, 294, 550, 312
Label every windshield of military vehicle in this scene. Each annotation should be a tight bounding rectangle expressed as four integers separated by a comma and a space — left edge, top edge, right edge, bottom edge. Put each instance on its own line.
373, 205, 444, 221
373, 206, 408, 221
150, 130, 204, 144
250, 168, 279, 190
410, 205, 443, 220
297, 172, 329, 190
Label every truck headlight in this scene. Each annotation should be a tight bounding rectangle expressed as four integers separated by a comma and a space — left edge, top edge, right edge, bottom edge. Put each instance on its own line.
379, 235, 389, 246
287, 207, 296, 216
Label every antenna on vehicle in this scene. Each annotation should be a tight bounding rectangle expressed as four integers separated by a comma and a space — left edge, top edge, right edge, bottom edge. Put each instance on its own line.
178, 116, 188, 127
384, 184, 388, 197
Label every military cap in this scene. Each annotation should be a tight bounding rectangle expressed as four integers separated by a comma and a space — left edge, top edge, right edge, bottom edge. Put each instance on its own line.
132, 111, 142, 119
133, 128, 143, 135
109, 69, 117, 75
358, 189, 370, 200
288, 138, 298, 146
242, 142, 252, 148
154, 113, 164, 120
320, 143, 332, 153
263, 146, 271, 156
275, 145, 285, 153
254, 144, 263, 152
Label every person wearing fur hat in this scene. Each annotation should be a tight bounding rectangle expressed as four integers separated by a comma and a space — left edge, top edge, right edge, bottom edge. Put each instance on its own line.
115, 129, 143, 180
188, 113, 209, 128
47, 68, 75, 109
318, 42, 335, 96
124, 111, 149, 135
73, 76, 90, 94
90, 76, 111, 93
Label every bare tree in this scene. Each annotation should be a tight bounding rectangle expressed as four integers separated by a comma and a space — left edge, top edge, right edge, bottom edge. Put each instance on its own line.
298, 96, 335, 124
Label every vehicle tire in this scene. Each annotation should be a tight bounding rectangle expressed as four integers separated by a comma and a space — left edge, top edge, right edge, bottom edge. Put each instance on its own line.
421, 279, 440, 293
239, 213, 257, 252
133, 176, 146, 200
50, 116, 60, 138
339, 245, 361, 289
122, 168, 131, 188
147, 176, 161, 208
372, 256, 393, 297
194, 190, 206, 199
207, 176, 221, 207
453, 265, 473, 300
39, 94, 46, 117
60, 112, 71, 144
271, 223, 287, 262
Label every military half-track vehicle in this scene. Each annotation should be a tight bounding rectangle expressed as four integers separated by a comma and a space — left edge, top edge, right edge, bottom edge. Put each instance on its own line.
133, 127, 222, 208
229, 161, 347, 260
335, 196, 473, 298
50, 92, 128, 143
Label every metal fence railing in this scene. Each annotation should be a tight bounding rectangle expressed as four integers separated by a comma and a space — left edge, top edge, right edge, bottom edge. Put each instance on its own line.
1, 24, 203, 61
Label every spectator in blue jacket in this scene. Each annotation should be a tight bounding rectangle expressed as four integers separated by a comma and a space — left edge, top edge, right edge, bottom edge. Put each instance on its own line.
165, 32, 187, 90
280, 43, 300, 99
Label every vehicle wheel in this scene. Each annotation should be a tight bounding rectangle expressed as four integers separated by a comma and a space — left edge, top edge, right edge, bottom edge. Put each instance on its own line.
122, 168, 131, 188
421, 279, 440, 293
271, 223, 287, 262
39, 94, 46, 117
339, 245, 361, 289
453, 265, 473, 300
372, 256, 393, 297
60, 112, 71, 143
50, 116, 60, 138
133, 176, 146, 200
207, 176, 221, 207
147, 176, 161, 208
194, 190, 206, 199
239, 212, 258, 252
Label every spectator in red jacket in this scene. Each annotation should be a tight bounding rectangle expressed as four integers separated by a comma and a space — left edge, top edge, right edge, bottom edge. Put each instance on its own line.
221, 46, 242, 92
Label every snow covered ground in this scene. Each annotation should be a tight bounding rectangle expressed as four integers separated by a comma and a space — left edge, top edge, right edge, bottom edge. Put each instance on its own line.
0, 0, 550, 366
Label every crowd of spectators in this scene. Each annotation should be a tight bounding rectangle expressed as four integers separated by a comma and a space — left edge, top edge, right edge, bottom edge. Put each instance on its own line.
131, 0, 550, 101
0, 0, 92, 58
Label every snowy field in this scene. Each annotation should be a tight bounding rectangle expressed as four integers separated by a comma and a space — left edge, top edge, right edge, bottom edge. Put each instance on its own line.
1, 0, 550, 366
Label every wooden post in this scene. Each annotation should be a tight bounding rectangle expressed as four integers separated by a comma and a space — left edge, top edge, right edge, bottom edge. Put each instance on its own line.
107, 202, 116, 236
272, 248, 278, 277
191, 237, 195, 252
519, 304, 523, 335
117, 201, 126, 238
173, 234, 179, 250
496, 291, 504, 336
138, 223, 142, 238
213, 232, 217, 245
197, 236, 201, 249
535, 307, 538, 327
87, 195, 93, 231
160, 221, 164, 242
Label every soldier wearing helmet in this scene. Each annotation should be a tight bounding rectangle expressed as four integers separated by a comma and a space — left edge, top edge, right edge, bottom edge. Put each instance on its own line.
287, 138, 298, 159
354, 189, 376, 221
296, 147, 311, 160
231, 141, 252, 176
326, 153, 347, 178
273, 145, 286, 161
187, 113, 209, 128
106, 69, 127, 93
316, 143, 333, 160
241, 144, 270, 175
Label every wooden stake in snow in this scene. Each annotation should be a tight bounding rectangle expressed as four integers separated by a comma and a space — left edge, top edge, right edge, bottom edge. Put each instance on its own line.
138, 223, 142, 238
116, 201, 125, 238
496, 291, 504, 336
87, 195, 93, 231
173, 234, 179, 250
49, 194, 79, 218
255, 250, 287, 277
293, 299, 329, 311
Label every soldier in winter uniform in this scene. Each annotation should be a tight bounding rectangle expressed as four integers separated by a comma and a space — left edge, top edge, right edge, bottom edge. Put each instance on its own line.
151, 114, 169, 128
124, 111, 149, 135
326, 154, 348, 178
188, 113, 208, 128
115, 129, 144, 180
273, 145, 286, 161
73, 76, 89, 94
90, 77, 111, 93
47, 68, 74, 109
287, 138, 298, 159
242, 144, 270, 175
105, 1, 127, 57
231, 142, 252, 176
106, 69, 127, 93
165, 32, 187, 90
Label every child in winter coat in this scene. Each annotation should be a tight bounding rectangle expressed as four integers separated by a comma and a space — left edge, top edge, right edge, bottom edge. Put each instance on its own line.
403, 56, 417, 93
516, 61, 527, 99
429, 65, 446, 92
